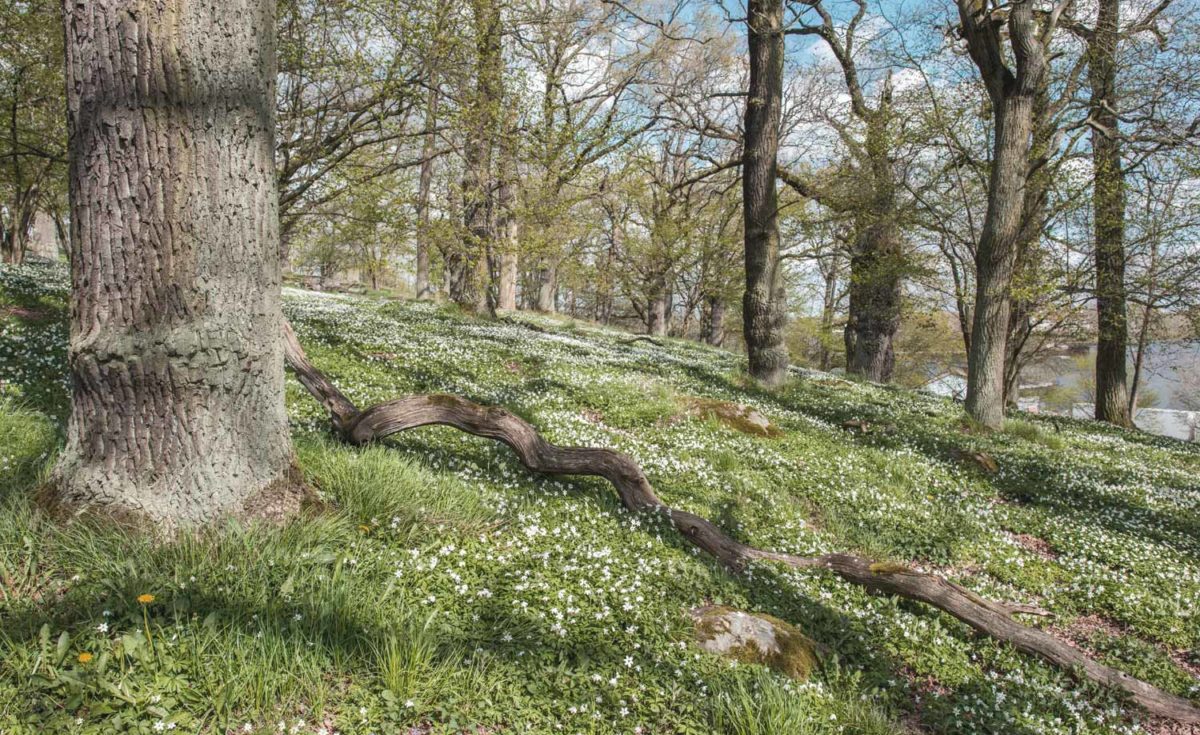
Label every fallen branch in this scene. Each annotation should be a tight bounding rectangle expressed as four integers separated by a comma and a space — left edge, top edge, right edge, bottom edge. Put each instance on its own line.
621, 334, 668, 347
282, 320, 1200, 724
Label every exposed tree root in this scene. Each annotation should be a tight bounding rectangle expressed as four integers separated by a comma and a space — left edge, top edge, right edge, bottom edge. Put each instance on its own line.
282, 320, 1200, 724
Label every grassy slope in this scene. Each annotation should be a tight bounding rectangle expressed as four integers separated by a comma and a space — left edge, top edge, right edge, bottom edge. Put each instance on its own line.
1, 261, 1198, 735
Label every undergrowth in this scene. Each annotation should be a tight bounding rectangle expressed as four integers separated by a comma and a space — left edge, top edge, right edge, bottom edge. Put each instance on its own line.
1, 263, 1197, 734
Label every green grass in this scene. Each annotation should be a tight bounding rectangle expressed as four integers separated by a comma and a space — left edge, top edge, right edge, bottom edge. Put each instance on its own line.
1, 265, 1198, 734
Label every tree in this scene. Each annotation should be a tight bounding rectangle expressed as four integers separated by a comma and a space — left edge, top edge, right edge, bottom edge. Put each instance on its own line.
957, 0, 1054, 429
1125, 154, 1200, 412
0, 0, 65, 264
742, 0, 789, 386
514, 0, 663, 314
413, 1, 454, 301
786, 0, 907, 383
448, 0, 503, 316
52, 0, 297, 524
275, 0, 423, 243
1088, 0, 1132, 426
1062, 0, 1199, 426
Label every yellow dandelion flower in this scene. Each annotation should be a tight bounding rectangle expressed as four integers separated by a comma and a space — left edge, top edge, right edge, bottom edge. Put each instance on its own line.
77, 652, 93, 664
137, 593, 155, 605
358, 524, 371, 534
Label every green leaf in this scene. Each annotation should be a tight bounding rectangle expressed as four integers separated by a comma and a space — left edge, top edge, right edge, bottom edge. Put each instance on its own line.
54, 630, 70, 666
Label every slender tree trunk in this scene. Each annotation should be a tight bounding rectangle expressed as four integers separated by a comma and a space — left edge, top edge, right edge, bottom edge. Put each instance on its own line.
53, 0, 296, 525
817, 253, 841, 371
496, 122, 519, 311
414, 84, 439, 300
1129, 239, 1159, 415
1129, 307, 1151, 415
960, 0, 1047, 429
5, 83, 26, 265
742, 0, 789, 386
1090, 0, 1132, 427
52, 208, 70, 262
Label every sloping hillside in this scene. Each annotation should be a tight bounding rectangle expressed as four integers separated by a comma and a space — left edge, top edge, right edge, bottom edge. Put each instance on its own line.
2, 262, 1198, 734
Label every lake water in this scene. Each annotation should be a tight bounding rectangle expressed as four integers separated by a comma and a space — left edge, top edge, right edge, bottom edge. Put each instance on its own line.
1029, 341, 1199, 410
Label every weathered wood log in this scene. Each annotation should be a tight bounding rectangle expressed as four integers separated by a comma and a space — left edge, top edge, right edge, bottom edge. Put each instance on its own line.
282, 319, 1200, 724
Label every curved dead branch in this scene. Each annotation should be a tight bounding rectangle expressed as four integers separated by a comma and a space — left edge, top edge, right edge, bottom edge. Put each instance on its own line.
282, 320, 1200, 724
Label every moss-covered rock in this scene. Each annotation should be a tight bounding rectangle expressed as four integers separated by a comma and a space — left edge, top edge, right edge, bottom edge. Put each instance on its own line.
690, 606, 818, 680
689, 398, 780, 437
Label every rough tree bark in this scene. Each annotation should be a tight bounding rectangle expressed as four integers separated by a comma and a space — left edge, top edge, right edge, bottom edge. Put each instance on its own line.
844, 104, 902, 383
1089, 0, 1133, 427
454, 0, 502, 317
959, 0, 1049, 429
1004, 79, 1054, 407
701, 296, 727, 347
281, 319, 1200, 725
646, 267, 670, 337
52, 0, 296, 525
742, 0, 789, 386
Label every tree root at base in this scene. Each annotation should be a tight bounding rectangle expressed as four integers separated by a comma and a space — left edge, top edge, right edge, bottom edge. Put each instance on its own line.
283, 321, 1200, 724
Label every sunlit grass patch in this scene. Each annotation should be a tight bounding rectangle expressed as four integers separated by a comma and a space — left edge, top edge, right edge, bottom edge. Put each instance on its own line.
1, 266, 1198, 734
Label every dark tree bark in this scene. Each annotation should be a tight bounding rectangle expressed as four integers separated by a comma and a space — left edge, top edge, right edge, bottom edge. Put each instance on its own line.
1089, 0, 1133, 427
959, 0, 1049, 429
742, 0, 789, 386
52, 0, 296, 524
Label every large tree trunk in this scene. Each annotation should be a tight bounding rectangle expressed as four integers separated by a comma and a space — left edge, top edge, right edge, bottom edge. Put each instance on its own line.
844, 95, 902, 384
456, 0, 502, 317
52, 0, 296, 525
647, 294, 668, 337
742, 0, 789, 386
1004, 83, 1053, 408
414, 84, 439, 301
701, 295, 727, 347
960, 0, 1047, 429
965, 99, 1034, 428
1090, 0, 1132, 427
536, 259, 557, 313
843, 224, 901, 382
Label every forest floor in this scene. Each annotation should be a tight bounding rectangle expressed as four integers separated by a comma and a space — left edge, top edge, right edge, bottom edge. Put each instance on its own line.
1, 261, 1198, 735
